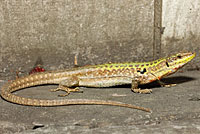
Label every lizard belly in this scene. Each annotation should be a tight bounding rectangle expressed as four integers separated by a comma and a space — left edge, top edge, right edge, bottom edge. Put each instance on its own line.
79, 76, 132, 87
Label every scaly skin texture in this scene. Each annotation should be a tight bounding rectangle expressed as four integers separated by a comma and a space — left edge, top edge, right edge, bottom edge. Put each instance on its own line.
0, 52, 196, 112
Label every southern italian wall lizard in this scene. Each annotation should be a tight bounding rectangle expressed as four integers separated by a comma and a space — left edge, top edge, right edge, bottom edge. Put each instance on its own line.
0, 52, 196, 112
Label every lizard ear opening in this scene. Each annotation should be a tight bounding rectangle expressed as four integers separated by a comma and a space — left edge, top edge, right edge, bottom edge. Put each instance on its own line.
166, 61, 169, 67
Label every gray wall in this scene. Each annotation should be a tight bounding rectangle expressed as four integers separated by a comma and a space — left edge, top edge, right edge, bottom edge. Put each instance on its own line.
162, 0, 200, 66
0, 0, 155, 76
162, 0, 200, 52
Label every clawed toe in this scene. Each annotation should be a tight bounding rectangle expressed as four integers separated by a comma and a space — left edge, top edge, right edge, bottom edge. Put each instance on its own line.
50, 86, 83, 97
132, 88, 152, 94
163, 84, 176, 87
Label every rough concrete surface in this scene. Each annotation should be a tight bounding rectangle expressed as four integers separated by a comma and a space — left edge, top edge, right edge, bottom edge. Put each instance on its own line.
0, 0, 155, 76
1, 70, 200, 133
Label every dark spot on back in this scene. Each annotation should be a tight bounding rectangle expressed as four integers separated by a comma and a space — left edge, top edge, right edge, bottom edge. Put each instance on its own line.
135, 65, 139, 68
136, 68, 141, 72
112, 69, 116, 72
137, 68, 147, 74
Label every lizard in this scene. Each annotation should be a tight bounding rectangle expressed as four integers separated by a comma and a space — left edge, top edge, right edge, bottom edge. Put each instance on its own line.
0, 52, 196, 113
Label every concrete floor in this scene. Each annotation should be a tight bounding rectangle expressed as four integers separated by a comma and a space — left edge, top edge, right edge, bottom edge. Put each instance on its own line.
0, 71, 200, 134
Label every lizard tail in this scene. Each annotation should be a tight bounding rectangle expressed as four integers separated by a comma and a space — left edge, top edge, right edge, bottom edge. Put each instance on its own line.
1, 81, 151, 113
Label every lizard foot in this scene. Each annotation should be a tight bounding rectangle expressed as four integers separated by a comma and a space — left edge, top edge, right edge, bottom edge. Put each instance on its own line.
162, 84, 177, 88
50, 85, 83, 97
158, 80, 176, 88
132, 88, 152, 94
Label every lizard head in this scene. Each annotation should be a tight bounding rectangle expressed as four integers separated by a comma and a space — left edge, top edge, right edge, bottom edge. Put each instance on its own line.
150, 52, 195, 80
165, 52, 195, 73
141, 52, 195, 83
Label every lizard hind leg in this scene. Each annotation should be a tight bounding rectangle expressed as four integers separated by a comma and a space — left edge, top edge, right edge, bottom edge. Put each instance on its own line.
50, 76, 82, 97
50, 85, 82, 97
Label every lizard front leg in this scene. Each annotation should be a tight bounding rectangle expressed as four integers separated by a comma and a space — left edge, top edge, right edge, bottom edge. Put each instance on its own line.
157, 80, 177, 88
149, 72, 177, 88
50, 76, 83, 97
131, 80, 152, 94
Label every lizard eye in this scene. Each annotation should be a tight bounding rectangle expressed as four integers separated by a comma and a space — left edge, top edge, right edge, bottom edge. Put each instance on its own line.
177, 55, 182, 58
